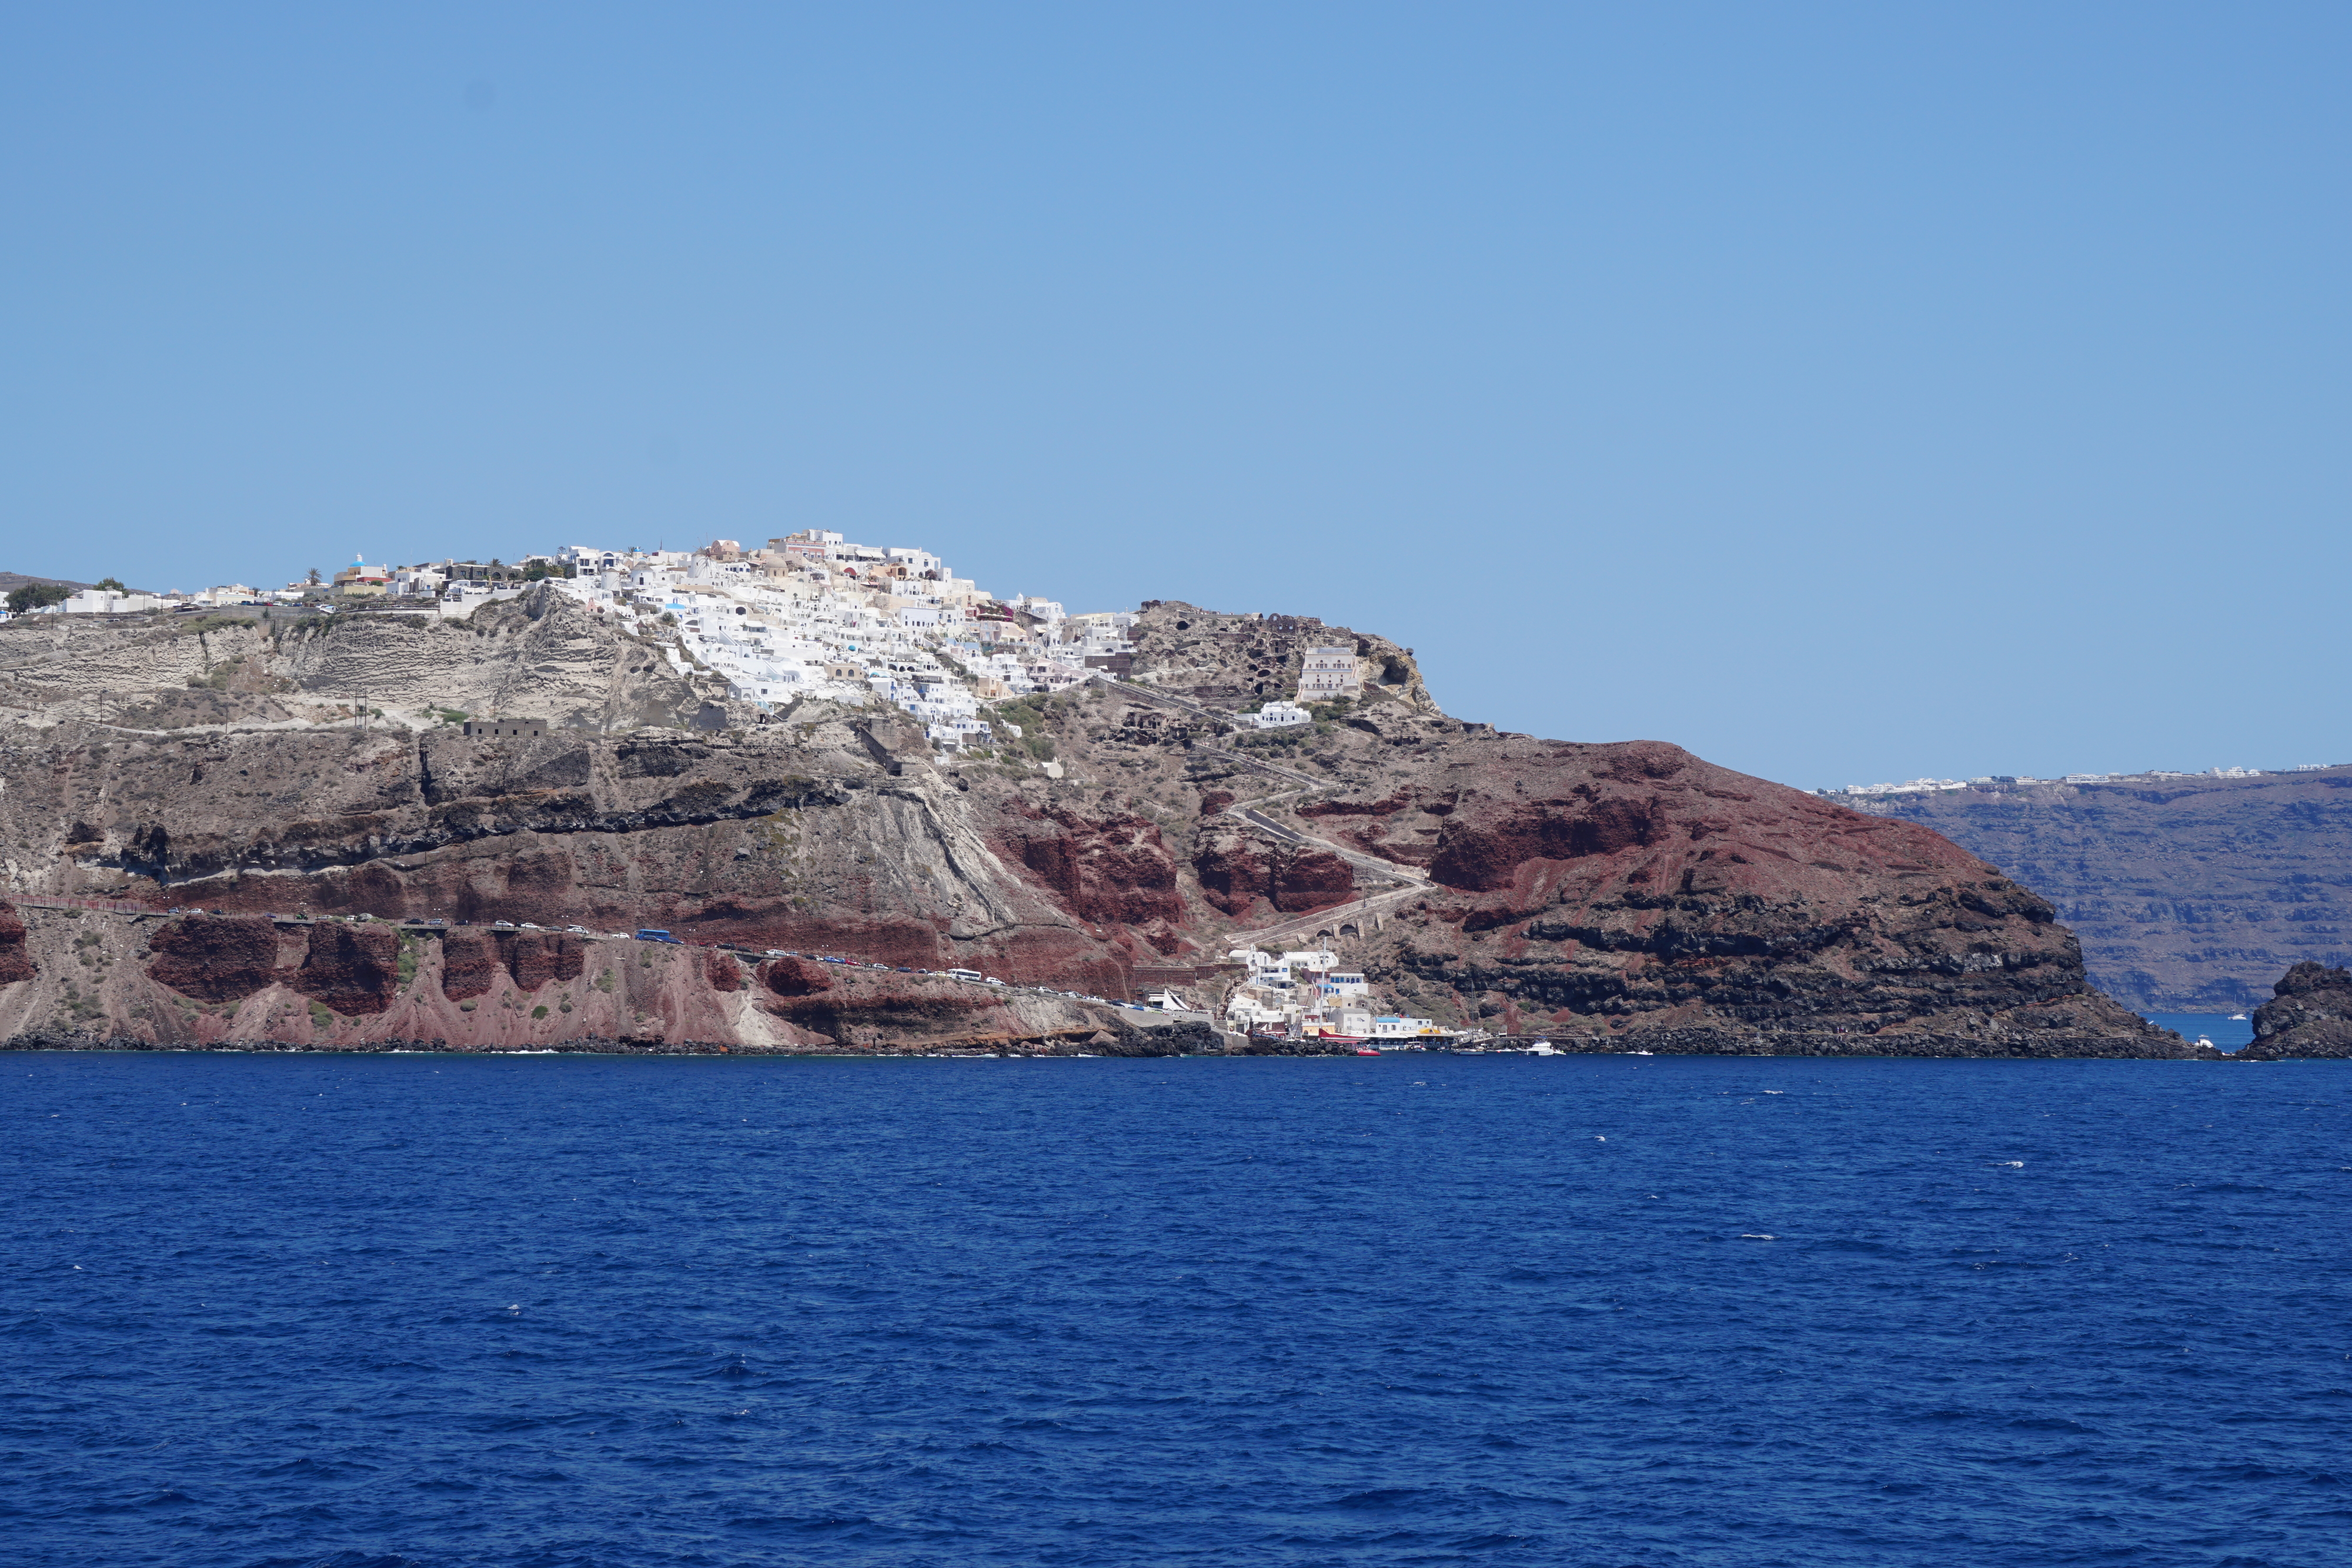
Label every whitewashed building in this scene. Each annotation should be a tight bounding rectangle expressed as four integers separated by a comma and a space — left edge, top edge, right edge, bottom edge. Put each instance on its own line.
1298, 646, 1362, 701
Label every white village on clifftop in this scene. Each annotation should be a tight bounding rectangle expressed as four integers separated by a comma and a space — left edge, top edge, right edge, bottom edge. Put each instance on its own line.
2, 531, 1452, 1047
3, 531, 1364, 748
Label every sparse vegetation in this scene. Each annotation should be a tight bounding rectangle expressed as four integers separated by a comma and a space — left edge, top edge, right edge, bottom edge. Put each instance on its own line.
989, 698, 1058, 761
5, 582, 69, 614
188, 655, 248, 691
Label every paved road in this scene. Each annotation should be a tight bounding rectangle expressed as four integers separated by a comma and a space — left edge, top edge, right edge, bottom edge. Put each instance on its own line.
1237, 880, 1429, 947
1238, 807, 1305, 843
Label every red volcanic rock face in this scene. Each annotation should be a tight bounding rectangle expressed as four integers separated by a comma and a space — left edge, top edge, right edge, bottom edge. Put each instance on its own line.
1428, 794, 1660, 891
1193, 833, 1355, 917
1269, 845, 1355, 913
1317, 738, 1985, 909
0, 902, 35, 985
497, 931, 584, 991
705, 949, 744, 991
440, 930, 500, 1001
763, 957, 834, 997
289, 924, 401, 1015
1298, 733, 2167, 1044
997, 805, 1183, 925
1192, 837, 1267, 918
443, 928, 584, 999
146, 914, 280, 1001
756, 968, 998, 1046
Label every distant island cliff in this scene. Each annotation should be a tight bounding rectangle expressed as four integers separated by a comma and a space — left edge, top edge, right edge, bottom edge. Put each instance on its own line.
1840, 770, 2352, 1012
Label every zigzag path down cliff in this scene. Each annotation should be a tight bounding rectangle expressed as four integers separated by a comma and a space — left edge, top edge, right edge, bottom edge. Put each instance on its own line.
0, 591, 2206, 1056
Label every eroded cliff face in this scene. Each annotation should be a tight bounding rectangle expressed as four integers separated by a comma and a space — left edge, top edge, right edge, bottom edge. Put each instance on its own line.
0, 902, 1184, 1054
1276, 735, 2185, 1054
0, 594, 2188, 1055
0, 901, 34, 985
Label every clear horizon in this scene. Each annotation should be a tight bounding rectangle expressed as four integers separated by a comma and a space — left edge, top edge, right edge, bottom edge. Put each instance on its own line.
5, 3, 2346, 792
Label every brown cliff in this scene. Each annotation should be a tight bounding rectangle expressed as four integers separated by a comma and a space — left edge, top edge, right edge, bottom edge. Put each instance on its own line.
145, 913, 284, 1000
1279, 734, 2185, 1054
1192, 828, 1356, 920
0, 593, 2196, 1057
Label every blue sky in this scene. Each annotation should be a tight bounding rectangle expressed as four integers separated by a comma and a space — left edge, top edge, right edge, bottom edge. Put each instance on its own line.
4, 3, 2345, 788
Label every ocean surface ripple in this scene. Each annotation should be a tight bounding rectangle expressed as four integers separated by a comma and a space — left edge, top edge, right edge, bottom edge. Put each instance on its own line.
4, 1052, 2348, 1567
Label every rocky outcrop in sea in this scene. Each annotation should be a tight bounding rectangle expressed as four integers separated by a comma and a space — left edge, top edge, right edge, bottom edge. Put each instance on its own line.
2236, 961, 2352, 1058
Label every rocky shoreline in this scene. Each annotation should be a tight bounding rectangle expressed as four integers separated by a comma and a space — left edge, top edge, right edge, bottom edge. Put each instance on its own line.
0, 1017, 1229, 1058
4, 1024, 2236, 1059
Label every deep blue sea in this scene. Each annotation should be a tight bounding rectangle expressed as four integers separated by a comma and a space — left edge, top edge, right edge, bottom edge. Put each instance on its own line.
6, 1052, 2350, 1568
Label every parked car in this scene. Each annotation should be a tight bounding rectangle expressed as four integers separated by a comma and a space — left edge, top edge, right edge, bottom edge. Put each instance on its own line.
493, 920, 517, 928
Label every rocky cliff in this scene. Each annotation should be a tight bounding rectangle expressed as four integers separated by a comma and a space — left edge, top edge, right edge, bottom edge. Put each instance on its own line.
1846, 771, 2352, 1011
0, 591, 2199, 1056
2238, 961, 2352, 1058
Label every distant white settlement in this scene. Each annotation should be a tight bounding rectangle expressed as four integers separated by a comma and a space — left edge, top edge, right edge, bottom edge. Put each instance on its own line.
1218, 945, 1448, 1045
2, 531, 1385, 755
1818, 764, 2332, 800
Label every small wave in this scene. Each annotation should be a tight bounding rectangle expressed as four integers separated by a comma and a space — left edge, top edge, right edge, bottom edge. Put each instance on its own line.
1331, 1486, 1437, 1510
